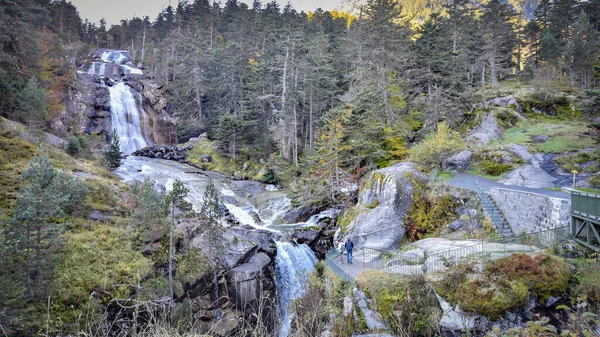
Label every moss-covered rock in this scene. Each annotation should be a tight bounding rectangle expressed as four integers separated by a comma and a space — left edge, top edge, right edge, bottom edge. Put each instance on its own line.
356, 271, 441, 336
435, 253, 571, 320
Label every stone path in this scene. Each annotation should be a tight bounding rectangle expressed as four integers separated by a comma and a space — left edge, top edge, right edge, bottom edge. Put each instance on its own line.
447, 172, 569, 200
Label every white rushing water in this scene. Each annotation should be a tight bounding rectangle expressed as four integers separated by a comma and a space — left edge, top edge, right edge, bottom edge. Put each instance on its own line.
275, 242, 318, 337
108, 82, 148, 154
88, 50, 149, 154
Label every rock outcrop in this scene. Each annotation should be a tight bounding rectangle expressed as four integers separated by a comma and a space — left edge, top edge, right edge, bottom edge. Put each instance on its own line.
466, 112, 504, 146
442, 150, 473, 172
343, 162, 426, 251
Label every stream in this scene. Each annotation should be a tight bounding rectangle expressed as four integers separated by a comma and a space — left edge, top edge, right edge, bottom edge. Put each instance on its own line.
90, 50, 322, 337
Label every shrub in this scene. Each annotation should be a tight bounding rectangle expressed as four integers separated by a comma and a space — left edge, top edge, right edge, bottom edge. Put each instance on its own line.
481, 160, 513, 176
65, 135, 81, 156
573, 260, 600, 306
403, 184, 459, 241
485, 253, 571, 304
260, 168, 278, 184
408, 122, 464, 171
357, 271, 441, 336
437, 254, 572, 319
589, 175, 600, 188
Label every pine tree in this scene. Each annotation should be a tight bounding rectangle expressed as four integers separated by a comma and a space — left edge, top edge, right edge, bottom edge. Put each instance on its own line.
10, 148, 87, 298
104, 129, 122, 169
166, 180, 193, 318
198, 178, 224, 313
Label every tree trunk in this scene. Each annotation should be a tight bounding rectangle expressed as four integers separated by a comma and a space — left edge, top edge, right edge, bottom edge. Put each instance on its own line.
141, 25, 146, 63
481, 63, 486, 104
26, 225, 33, 298
489, 55, 498, 87
169, 203, 174, 321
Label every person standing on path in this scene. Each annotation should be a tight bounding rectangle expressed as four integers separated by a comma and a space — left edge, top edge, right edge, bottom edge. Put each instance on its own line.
337, 240, 345, 264
345, 238, 354, 264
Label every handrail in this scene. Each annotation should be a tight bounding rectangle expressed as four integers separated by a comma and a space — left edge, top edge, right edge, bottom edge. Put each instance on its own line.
325, 226, 572, 278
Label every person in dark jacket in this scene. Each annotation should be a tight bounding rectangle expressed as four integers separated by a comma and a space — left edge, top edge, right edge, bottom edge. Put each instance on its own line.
345, 238, 354, 264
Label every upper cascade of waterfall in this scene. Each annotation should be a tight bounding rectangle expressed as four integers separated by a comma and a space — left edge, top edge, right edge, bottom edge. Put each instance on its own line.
87, 50, 142, 77
109, 82, 148, 154
100, 50, 133, 65
275, 242, 318, 337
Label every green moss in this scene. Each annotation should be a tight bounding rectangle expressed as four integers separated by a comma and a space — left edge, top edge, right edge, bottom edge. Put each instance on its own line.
435, 171, 456, 182
485, 253, 571, 304
356, 271, 441, 336
437, 254, 571, 319
338, 207, 363, 232
185, 138, 235, 174
435, 264, 529, 320
590, 175, 600, 188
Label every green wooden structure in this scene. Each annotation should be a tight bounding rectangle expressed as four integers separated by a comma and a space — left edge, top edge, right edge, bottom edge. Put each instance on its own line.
571, 190, 600, 251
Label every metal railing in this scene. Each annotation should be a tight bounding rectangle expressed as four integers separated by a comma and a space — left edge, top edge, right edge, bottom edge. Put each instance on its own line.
325, 250, 354, 282
572, 190, 600, 220
329, 226, 571, 278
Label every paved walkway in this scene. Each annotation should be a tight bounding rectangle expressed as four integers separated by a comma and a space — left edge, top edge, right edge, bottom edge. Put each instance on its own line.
447, 172, 570, 200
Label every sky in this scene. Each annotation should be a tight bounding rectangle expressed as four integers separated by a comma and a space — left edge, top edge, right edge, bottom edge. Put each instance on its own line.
70, 0, 343, 26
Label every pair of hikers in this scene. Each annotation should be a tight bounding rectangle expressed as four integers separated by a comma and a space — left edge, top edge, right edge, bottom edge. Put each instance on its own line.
337, 238, 354, 264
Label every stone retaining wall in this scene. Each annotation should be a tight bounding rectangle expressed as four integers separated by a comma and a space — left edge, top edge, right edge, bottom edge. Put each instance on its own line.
489, 188, 570, 234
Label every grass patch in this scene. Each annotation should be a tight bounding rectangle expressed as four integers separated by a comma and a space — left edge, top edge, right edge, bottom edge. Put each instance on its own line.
185, 138, 236, 173
0, 130, 38, 212
436, 171, 456, 182
490, 119, 595, 154
555, 149, 600, 173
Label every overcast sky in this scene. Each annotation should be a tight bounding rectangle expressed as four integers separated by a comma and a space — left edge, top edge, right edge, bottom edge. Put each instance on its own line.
70, 0, 343, 26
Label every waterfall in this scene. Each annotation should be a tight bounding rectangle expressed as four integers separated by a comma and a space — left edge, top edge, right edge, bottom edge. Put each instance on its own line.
88, 50, 149, 154
108, 82, 148, 154
275, 242, 318, 337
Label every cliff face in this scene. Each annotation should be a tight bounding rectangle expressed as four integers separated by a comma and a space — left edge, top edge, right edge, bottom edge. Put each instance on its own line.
50, 50, 177, 146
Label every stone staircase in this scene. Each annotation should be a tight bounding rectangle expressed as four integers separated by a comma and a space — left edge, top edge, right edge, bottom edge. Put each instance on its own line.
480, 193, 515, 241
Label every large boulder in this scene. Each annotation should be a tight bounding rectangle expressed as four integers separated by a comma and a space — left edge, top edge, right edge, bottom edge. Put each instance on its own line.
466, 112, 504, 146
504, 143, 533, 161
227, 252, 271, 307
490, 95, 522, 111
345, 162, 426, 251
442, 150, 472, 172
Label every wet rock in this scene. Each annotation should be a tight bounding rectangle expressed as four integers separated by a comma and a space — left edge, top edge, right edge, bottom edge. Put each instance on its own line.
227, 252, 271, 306
283, 206, 312, 223
292, 228, 321, 246
442, 151, 472, 172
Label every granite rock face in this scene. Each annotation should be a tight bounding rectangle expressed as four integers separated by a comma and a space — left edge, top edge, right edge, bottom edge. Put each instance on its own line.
344, 162, 426, 251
